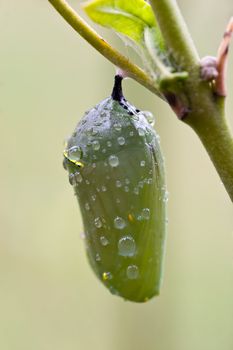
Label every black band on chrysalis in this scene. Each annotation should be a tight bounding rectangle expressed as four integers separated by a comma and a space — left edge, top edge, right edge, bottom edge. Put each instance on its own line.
111, 75, 124, 101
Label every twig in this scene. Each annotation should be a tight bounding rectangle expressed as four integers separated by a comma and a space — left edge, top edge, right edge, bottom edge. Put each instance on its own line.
48, 0, 160, 96
149, 0, 199, 72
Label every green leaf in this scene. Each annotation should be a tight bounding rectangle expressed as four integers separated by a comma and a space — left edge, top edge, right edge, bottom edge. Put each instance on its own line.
83, 0, 163, 46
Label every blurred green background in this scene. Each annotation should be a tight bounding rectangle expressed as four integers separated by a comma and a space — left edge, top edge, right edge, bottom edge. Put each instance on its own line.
0, 1, 233, 349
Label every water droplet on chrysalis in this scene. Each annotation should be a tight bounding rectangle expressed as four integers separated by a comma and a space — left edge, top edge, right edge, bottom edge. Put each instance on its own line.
114, 217, 126, 229
118, 236, 136, 257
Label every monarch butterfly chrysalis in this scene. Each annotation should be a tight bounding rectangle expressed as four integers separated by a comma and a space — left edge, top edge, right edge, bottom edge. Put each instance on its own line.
63, 75, 167, 302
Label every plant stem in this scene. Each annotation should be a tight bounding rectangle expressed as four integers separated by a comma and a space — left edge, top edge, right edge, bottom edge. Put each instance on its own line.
149, 0, 199, 72
149, 0, 233, 201
48, 0, 160, 95
185, 102, 233, 201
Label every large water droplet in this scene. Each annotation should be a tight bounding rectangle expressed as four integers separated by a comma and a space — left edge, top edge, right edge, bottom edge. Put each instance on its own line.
92, 140, 100, 151
117, 136, 125, 146
100, 236, 109, 246
94, 217, 102, 228
114, 217, 126, 229
68, 146, 82, 161
126, 265, 139, 279
108, 155, 119, 167
118, 235, 136, 257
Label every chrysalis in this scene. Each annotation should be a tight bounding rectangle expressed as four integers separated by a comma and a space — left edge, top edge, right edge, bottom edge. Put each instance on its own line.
63, 76, 167, 302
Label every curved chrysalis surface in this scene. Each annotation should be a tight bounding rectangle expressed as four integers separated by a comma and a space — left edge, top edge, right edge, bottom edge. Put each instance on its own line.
63, 76, 167, 302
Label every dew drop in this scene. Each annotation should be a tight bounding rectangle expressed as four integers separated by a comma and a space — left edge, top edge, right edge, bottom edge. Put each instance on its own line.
95, 253, 101, 262
129, 131, 134, 137
142, 208, 150, 220
102, 185, 107, 192
94, 217, 102, 228
92, 140, 100, 151
114, 216, 126, 230
133, 187, 139, 195
91, 194, 97, 202
143, 111, 155, 126
140, 160, 146, 167
126, 265, 139, 279
100, 236, 109, 246
74, 171, 83, 182
114, 123, 122, 131
124, 186, 129, 192
91, 128, 98, 136
85, 202, 90, 211
138, 181, 144, 188
163, 190, 169, 202
102, 272, 112, 281
107, 141, 112, 147
147, 178, 153, 185
116, 180, 122, 188
117, 136, 125, 145
69, 173, 75, 185
118, 235, 136, 257
138, 128, 145, 137
108, 155, 119, 167
68, 146, 82, 161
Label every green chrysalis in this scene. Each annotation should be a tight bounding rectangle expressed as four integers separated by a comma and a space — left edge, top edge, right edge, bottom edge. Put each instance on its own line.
63, 76, 167, 302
